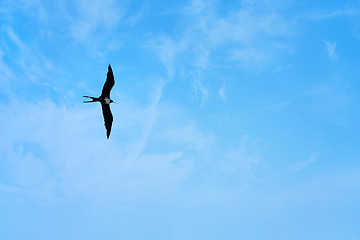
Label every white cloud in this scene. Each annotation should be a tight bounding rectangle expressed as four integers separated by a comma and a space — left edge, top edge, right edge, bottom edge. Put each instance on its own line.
304, 78, 352, 110
0, 47, 14, 88
147, 35, 188, 79
69, 0, 124, 52
3, 26, 55, 86
193, 78, 209, 105
0, 90, 190, 203
222, 135, 261, 173
125, 3, 148, 26
5, 27, 28, 67
218, 84, 226, 100
0, 77, 261, 206
230, 47, 272, 65
150, 0, 294, 104
324, 40, 338, 60
268, 100, 290, 111
125, 79, 166, 159
73, 0, 123, 28
158, 123, 215, 152
290, 152, 319, 171
183, 0, 209, 15
303, 8, 359, 20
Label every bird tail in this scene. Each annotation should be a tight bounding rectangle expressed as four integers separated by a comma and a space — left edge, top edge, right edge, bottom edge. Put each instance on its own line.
83, 96, 100, 103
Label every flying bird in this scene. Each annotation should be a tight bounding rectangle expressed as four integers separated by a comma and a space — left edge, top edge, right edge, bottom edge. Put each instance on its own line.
83, 64, 116, 138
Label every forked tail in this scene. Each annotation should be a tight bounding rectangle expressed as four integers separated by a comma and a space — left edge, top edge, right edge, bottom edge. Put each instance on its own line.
83, 96, 100, 103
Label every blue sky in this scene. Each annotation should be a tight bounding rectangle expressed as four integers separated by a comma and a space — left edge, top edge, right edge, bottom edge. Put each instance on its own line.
1, 0, 360, 239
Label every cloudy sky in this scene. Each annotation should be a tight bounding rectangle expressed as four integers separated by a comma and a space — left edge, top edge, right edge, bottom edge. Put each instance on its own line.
1, 0, 360, 239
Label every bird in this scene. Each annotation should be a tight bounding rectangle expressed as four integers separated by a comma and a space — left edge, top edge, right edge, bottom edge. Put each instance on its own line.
83, 64, 116, 139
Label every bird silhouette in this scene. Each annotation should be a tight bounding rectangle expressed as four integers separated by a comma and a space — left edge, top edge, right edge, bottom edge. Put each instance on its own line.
83, 64, 116, 138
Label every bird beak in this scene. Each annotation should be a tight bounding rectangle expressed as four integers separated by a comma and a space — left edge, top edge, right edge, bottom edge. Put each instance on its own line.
113, 101, 118, 104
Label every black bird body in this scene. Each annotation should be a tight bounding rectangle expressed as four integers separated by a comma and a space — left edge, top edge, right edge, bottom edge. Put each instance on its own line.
83, 64, 116, 138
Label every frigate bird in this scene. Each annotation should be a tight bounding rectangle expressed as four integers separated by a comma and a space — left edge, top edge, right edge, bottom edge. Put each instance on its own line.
83, 64, 116, 138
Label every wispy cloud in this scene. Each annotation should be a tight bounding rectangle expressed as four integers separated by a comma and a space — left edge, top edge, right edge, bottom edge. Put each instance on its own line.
124, 3, 148, 26
304, 78, 352, 110
0, 47, 14, 89
70, 0, 124, 40
268, 100, 290, 111
218, 84, 226, 100
303, 8, 359, 20
230, 47, 272, 66
66, 0, 125, 57
127, 78, 166, 159
221, 135, 261, 174
5, 27, 30, 70
149, 0, 294, 104
183, 0, 209, 15
193, 78, 209, 105
324, 40, 338, 60
158, 122, 215, 151
290, 152, 319, 171
0, 96, 189, 203
2, 26, 55, 87
147, 35, 188, 79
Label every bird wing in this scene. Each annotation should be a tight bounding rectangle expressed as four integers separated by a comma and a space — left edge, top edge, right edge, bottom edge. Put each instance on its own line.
101, 102, 113, 138
100, 64, 115, 99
